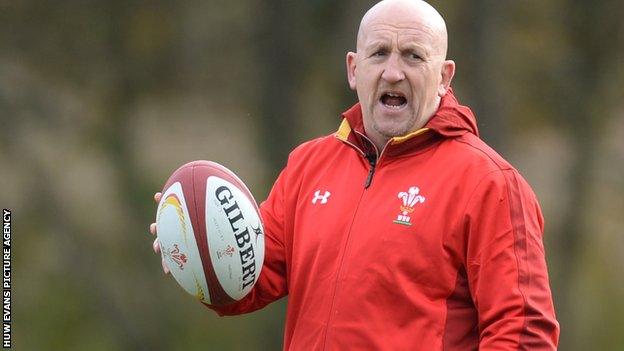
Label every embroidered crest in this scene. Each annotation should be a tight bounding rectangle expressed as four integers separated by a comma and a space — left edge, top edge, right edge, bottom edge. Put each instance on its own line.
393, 186, 426, 226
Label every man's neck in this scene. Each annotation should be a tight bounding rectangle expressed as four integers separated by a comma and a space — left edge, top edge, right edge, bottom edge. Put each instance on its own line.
367, 133, 389, 154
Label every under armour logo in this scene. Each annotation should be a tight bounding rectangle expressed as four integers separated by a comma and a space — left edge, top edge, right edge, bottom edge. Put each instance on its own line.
312, 190, 331, 204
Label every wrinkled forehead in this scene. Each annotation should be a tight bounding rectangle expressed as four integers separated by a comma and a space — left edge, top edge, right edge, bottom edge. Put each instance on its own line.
361, 22, 438, 48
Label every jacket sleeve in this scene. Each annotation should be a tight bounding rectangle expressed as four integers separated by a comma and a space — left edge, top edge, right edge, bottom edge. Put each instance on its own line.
464, 170, 559, 350
205, 167, 289, 316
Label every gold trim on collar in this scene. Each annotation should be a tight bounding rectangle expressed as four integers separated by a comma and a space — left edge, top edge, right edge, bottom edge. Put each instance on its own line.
335, 118, 352, 141
391, 128, 430, 144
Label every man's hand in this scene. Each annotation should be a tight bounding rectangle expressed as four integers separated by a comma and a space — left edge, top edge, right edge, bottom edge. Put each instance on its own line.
150, 192, 170, 274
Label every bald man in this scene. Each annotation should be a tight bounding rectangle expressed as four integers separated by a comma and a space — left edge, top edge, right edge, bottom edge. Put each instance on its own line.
151, 0, 560, 349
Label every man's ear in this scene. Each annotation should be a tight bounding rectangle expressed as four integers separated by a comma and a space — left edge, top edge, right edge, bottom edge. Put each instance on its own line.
346, 51, 357, 90
438, 60, 456, 97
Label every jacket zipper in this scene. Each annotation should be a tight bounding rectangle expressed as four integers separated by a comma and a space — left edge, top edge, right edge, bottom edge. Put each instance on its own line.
324, 131, 397, 348
322, 132, 379, 349
353, 131, 383, 189
364, 152, 377, 189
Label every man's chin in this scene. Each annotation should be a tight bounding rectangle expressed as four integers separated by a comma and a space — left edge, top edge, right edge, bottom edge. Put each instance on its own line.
372, 123, 412, 140
372, 116, 415, 138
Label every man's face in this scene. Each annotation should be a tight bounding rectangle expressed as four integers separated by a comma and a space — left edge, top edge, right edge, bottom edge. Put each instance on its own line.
347, 4, 453, 147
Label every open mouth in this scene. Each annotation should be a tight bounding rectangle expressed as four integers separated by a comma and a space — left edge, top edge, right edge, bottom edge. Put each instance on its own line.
380, 92, 407, 109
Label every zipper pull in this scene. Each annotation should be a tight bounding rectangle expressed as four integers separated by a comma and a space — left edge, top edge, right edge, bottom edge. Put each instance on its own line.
364, 153, 377, 189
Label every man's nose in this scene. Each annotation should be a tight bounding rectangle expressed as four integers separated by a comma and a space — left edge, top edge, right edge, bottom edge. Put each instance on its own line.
381, 53, 405, 83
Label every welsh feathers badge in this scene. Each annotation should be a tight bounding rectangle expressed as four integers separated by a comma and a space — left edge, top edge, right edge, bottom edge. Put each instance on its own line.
393, 186, 426, 226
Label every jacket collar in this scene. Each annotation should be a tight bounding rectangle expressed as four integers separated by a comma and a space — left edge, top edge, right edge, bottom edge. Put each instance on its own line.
335, 88, 478, 156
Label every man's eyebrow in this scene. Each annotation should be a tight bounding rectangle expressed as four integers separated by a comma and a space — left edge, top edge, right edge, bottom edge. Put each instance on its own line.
364, 39, 390, 51
399, 42, 428, 53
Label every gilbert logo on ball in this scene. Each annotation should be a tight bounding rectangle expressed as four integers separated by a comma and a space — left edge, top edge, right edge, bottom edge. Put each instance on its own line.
156, 161, 265, 306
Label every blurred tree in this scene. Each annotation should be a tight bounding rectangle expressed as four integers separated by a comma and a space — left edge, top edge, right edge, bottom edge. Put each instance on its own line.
552, 0, 623, 348
451, 0, 508, 152
253, 0, 303, 176
253, 0, 350, 180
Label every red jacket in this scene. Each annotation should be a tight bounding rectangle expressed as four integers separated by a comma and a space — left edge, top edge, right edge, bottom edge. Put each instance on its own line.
210, 90, 560, 350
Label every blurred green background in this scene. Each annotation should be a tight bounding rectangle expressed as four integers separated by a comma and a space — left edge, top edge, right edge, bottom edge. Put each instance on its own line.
2, 0, 623, 350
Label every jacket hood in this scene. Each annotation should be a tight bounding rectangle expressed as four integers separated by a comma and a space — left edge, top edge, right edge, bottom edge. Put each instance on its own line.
425, 88, 479, 137
339, 87, 479, 141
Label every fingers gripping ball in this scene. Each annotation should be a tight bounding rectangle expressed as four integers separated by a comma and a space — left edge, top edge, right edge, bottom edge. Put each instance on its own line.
156, 161, 265, 306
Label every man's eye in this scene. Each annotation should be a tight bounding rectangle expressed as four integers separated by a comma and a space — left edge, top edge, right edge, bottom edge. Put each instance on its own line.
372, 50, 386, 57
409, 53, 422, 60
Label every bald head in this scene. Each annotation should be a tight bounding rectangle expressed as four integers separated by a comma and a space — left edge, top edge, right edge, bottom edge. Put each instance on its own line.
356, 0, 449, 58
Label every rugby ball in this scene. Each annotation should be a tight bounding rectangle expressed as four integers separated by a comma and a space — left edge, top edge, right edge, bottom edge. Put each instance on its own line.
155, 161, 264, 306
